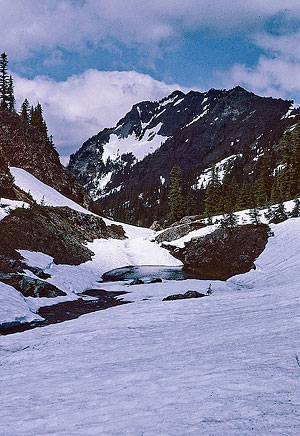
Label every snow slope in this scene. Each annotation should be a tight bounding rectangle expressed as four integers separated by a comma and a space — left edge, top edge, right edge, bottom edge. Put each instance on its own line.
0, 218, 300, 435
1, 167, 180, 324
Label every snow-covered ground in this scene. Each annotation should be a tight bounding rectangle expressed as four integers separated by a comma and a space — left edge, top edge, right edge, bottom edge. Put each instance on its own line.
0, 167, 181, 325
1, 217, 300, 435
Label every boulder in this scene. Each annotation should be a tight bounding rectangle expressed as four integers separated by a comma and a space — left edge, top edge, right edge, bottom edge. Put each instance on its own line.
150, 221, 162, 231
0, 273, 66, 297
163, 290, 206, 301
181, 224, 270, 280
129, 279, 144, 285
148, 278, 163, 284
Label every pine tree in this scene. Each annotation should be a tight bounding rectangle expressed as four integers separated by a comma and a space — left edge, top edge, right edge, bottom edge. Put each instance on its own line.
31, 102, 49, 140
264, 202, 288, 224
237, 181, 251, 210
275, 125, 300, 199
248, 207, 261, 225
220, 212, 239, 230
185, 190, 196, 216
20, 98, 30, 121
168, 165, 184, 223
204, 166, 222, 217
255, 154, 273, 206
289, 198, 300, 218
0, 52, 9, 109
223, 176, 239, 214
7, 75, 15, 112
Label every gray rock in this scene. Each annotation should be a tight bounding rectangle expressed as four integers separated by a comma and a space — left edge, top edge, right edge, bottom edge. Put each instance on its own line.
148, 278, 162, 284
0, 273, 66, 297
150, 221, 162, 231
163, 290, 206, 301
155, 220, 206, 244
129, 279, 144, 285
181, 224, 270, 280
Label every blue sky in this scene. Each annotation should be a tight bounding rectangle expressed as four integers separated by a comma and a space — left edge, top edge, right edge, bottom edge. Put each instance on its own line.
2, 1, 300, 162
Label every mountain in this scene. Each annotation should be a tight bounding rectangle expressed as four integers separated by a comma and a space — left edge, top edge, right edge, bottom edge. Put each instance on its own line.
0, 109, 91, 208
68, 86, 300, 226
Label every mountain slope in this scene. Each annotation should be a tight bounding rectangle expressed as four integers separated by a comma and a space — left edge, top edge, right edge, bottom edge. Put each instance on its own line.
0, 109, 90, 208
69, 86, 300, 226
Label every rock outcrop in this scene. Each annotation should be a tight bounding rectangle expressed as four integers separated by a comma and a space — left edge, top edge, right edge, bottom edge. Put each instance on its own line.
0, 108, 91, 208
0, 205, 126, 267
170, 224, 270, 280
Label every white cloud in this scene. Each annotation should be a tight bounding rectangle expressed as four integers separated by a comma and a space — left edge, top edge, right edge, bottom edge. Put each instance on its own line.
2, 1, 300, 60
219, 27, 300, 102
14, 70, 187, 162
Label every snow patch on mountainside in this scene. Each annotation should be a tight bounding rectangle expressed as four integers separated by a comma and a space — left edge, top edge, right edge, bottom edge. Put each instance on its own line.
195, 154, 242, 189
103, 123, 167, 163
281, 102, 300, 119
10, 167, 91, 214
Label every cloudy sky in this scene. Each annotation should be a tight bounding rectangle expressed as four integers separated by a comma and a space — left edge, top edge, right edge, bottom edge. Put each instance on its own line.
2, 1, 300, 163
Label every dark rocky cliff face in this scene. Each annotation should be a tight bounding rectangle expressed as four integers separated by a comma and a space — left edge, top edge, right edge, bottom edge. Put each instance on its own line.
0, 109, 90, 208
68, 86, 300, 226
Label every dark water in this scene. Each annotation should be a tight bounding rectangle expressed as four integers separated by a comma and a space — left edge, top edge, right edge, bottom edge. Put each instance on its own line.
101, 265, 198, 282
1, 266, 201, 336
0, 290, 129, 336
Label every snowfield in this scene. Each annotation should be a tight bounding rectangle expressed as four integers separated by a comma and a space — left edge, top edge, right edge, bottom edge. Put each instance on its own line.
1, 167, 300, 435
1, 218, 300, 435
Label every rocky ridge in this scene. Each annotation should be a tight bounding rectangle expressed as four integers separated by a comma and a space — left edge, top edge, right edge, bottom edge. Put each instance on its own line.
68, 86, 300, 226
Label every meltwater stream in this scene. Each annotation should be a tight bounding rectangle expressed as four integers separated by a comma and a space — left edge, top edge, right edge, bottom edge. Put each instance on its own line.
1, 266, 200, 335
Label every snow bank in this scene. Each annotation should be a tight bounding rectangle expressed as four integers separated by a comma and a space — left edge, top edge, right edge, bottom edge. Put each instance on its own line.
10, 167, 91, 214
0, 282, 43, 329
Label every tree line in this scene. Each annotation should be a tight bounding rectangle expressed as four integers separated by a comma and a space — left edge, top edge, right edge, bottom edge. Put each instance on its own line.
0, 52, 52, 144
168, 124, 300, 225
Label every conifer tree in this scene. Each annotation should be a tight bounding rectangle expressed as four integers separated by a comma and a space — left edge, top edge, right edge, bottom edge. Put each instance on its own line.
264, 202, 288, 224
185, 190, 196, 216
0, 52, 9, 109
289, 198, 300, 218
237, 181, 251, 210
7, 75, 15, 112
20, 98, 30, 121
204, 166, 222, 217
168, 164, 184, 223
248, 207, 261, 225
223, 176, 239, 214
220, 212, 239, 230
276, 125, 300, 199
255, 155, 273, 206
31, 102, 49, 140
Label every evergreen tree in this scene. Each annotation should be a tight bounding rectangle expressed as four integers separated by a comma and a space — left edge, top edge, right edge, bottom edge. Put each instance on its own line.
185, 190, 196, 216
248, 207, 261, 225
264, 202, 288, 224
0, 52, 9, 109
7, 75, 15, 112
275, 125, 300, 199
255, 154, 273, 206
289, 198, 300, 218
220, 212, 239, 230
222, 176, 239, 214
204, 166, 222, 217
237, 181, 251, 210
168, 165, 184, 223
270, 177, 284, 205
31, 102, 49, 140
20, 98, 30, 121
